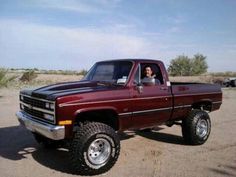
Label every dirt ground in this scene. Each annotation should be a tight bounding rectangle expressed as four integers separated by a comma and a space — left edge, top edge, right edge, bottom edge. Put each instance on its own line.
0, 87, 236, 177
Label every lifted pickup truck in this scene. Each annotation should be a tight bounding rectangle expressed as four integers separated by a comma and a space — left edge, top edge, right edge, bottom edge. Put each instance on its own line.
16, 59, 222, 175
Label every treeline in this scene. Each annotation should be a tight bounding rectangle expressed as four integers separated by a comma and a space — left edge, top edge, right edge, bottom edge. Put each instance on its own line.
207, 72, 236, 77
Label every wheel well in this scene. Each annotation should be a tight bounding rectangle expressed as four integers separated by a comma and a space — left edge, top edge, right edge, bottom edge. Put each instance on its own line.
192, 101, 212, 111
74, 110, 119, 131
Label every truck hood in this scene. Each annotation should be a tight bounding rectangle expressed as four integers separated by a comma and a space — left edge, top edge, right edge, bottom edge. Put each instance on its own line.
20, 81, 119, 100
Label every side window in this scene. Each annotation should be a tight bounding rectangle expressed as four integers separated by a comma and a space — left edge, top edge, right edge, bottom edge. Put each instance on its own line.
141, 63, 164, 86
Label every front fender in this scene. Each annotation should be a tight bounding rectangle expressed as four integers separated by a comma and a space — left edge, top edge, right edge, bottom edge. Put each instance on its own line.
74, 106, 118, 116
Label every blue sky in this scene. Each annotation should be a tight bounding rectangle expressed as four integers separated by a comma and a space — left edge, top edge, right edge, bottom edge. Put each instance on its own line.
0, 0, 236, 72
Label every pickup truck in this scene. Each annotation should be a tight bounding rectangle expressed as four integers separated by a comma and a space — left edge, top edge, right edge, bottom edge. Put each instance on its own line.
16, 59, 222, 175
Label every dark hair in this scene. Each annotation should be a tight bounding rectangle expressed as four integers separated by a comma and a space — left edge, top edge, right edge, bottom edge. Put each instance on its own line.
144, 65, 153, 71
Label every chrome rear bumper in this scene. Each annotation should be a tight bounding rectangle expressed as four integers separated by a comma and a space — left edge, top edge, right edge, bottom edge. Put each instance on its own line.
16, 111, 65, 140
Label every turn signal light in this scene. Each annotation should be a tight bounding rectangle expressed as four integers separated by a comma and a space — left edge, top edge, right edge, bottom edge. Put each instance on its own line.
59, 120, 72, 125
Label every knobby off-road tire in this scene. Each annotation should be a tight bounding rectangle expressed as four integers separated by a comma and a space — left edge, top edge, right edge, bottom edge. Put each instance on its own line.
182, 110, 211, 145
70, 122, 120, 175
33, 133, 62, 148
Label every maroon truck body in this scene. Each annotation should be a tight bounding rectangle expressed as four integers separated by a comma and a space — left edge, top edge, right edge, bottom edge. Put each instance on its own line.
16, 59, 222, 175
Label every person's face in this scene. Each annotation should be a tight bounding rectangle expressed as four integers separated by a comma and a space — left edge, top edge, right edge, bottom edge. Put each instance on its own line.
144, 67, 153, 78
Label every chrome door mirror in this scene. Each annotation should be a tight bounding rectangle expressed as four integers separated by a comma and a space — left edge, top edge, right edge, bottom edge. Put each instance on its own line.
136, 84, 143, 94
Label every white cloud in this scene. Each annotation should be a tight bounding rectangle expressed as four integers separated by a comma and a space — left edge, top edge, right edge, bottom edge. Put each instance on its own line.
1, 19, 235, 71
0, 19, 159, 70
28, 0, 121, 13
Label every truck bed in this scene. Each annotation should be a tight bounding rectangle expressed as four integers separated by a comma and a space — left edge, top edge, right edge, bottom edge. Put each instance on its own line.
170, 82, 222, 120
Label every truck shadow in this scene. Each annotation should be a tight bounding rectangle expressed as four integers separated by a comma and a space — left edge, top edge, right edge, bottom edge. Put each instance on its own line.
0, 125, 79, 174
119, 127, 185, 145
31, 147, 76, 174
0, 125, 38, 161
118, 131, 136, 140
0, 125, 185, 175
135, 129, 185, 145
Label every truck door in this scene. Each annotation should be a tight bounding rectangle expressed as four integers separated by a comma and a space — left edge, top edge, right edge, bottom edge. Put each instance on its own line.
130, 63, 173, 129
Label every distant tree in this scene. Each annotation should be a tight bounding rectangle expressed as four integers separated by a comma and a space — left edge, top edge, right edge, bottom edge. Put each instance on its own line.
168, 55, 192, 76
168, 54, 208, 76
191, 53, 208, 75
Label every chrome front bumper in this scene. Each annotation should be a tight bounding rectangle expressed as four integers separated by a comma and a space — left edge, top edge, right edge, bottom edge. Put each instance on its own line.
16, 111, 65, 140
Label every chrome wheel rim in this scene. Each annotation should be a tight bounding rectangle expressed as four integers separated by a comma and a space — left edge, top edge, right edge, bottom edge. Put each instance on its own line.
87, 138, 111, 166
196, 119, 208, 138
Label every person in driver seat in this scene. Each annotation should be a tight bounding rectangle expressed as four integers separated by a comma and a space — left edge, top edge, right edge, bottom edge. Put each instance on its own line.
142, 65, 160, 85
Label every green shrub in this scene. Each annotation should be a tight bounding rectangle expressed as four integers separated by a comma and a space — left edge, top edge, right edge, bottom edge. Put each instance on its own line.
20, 70, 38, 82
168, 54, 208, 76
0, 68, 16, 88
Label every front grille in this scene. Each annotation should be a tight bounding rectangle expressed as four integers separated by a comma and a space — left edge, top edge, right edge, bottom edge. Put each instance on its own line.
24, 106, 44, 119
20, 94, 55, 124
23, 96, 45, 109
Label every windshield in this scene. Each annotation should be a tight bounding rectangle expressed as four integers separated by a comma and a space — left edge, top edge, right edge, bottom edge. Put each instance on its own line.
83, 61, 133, 84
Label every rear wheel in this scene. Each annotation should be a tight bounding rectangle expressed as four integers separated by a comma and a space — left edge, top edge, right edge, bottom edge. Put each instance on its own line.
182, 110, 211, 145
70, 122, 120, 175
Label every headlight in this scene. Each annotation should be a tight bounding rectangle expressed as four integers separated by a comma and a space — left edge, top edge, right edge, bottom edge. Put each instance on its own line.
43, 114, 54, 121
45, 102, 54, 110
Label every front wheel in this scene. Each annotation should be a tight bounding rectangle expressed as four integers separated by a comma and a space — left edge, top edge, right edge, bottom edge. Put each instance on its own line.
182, 110, 211, 145
70, 122, 120, 175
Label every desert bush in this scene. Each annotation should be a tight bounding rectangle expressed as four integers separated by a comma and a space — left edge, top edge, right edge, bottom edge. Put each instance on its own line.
0, 68, 16, 88
20, 70, 38, 82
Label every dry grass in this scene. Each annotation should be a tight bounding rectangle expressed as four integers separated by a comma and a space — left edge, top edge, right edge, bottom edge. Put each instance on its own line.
3, 71, 227, 90
5, 73, 83, 89
169, 75, 225, 84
